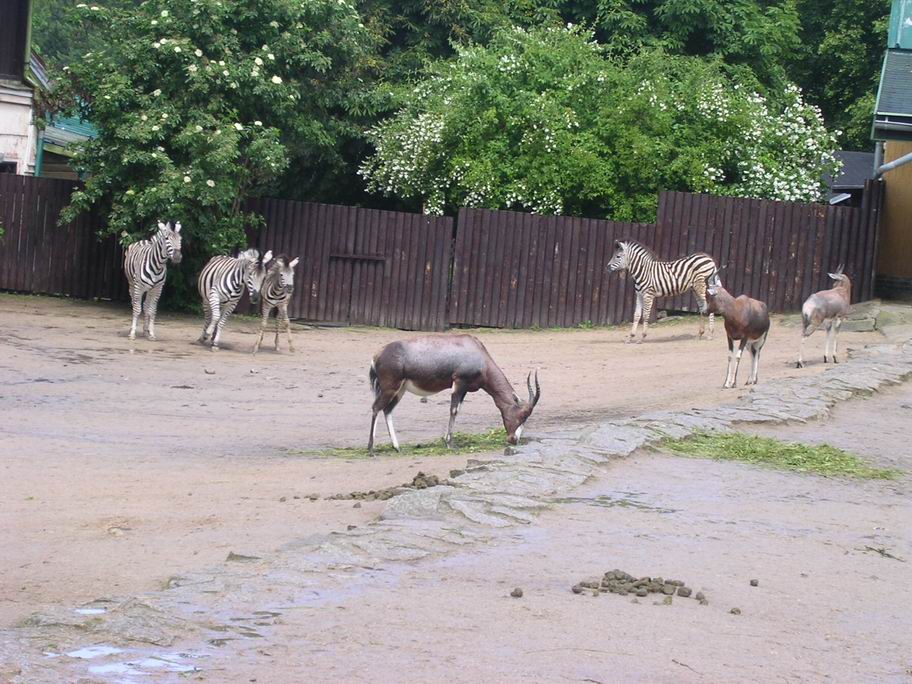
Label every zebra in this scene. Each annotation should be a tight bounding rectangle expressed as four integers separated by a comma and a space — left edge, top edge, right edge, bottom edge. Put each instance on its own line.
252, 254, 300, 354
198, 248, 273, 350
607, 239, 719, 343
123, 221, 183, 340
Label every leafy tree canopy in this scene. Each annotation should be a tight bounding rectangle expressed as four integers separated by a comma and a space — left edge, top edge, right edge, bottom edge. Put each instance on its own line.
360, 25, 839, 220
57, 0, 374, 256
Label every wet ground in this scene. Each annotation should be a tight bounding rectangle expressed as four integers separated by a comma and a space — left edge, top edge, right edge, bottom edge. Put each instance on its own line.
2, 294, 912, 682
1, 293, 886, 625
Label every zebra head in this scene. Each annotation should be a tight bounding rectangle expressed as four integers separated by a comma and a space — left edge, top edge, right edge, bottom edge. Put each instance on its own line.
272, 255, 299, 294
607, 240, 631, 273
157, 221, 183, 264
244, 249, 273, 305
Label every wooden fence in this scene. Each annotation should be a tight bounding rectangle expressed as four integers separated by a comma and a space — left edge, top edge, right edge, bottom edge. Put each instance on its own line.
0, 175, 125, 301
0, 174, 884, 330
243, 198, 454, 330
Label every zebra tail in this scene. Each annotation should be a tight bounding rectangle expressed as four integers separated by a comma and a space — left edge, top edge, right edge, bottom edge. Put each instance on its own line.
369, 362, 381, 399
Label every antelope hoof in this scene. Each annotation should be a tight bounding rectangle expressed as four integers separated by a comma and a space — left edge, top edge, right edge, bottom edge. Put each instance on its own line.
289, 345, 295, 353
796, 361, 804, 369
832, 357, 839, 364
636, 337, 644, 345
723, 382, 734, 389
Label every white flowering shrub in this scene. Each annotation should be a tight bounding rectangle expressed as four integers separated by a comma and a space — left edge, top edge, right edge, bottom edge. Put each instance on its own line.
59, 0, 372, 277
360, 26, 840, 219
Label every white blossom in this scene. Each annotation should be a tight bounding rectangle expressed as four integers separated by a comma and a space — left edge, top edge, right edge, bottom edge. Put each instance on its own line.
206, 179, 215, 187
271, 75, 282, 84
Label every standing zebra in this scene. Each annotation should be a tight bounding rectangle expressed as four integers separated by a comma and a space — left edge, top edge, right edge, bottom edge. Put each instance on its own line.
607, 240, 719, 343
124, 221, 183, 340
252, 254, 300, 354
198, 248, 273, 350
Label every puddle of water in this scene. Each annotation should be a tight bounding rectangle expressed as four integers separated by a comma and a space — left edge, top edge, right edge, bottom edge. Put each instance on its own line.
74, 607, 107, 616
65, 644, 124, 659
87, 661, 143, 676
552, 494, 677, 514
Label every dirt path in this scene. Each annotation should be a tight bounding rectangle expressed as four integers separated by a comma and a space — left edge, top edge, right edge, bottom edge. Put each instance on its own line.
192, 383, 912, 683
0, 293, 889, 626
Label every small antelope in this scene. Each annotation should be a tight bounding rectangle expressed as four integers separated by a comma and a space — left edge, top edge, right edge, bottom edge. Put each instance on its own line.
797, 266, 851, 368
252, 254, 299, 354
705, 275, 770, 388
367, 334, 541, 455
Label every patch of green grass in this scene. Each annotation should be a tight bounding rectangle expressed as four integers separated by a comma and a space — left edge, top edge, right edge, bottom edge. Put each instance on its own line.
291, 428, 510, 459
661, 431, 901, 479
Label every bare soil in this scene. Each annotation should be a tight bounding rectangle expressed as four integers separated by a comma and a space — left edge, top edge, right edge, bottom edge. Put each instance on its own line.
0, 293, 888, 628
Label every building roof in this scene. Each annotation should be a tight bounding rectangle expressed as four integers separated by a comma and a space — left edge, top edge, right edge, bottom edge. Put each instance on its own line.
872, 49, 912, 141
827, 151, 875, 191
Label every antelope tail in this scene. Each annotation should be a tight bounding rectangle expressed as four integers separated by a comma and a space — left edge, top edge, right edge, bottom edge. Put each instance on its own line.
369, 362, 380, 399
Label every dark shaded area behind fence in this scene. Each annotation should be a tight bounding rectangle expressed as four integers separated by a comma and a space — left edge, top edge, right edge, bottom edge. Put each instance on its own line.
0, 175, 884, 330
0, 175, 125, 301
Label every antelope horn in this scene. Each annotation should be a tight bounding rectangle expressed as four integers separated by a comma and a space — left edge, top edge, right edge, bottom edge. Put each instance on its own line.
527, 369, 541, 407
836, 263, 844, 275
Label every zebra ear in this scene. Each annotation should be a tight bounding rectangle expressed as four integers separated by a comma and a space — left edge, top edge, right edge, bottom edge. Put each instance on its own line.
157, 221, 168, 232
263, 250, 273, 264
289, 257, 300, 268
173, 222, 182, 233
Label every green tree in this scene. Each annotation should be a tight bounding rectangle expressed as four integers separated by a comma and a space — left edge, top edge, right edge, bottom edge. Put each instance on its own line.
58, 0, 373, 261
790, 0, 890, 150
359, 25, 839, 220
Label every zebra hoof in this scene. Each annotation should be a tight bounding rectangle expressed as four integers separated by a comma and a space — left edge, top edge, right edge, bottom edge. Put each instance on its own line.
210, 345, 219, 351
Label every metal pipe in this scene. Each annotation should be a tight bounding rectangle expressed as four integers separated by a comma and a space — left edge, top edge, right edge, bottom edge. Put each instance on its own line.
873, 141, 883, 174
875, 150, 912, 178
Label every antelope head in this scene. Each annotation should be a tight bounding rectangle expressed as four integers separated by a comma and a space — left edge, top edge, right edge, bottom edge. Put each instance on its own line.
503, 370, 541, 444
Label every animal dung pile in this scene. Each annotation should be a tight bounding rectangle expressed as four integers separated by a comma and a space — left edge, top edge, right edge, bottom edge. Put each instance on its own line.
329, 471, 443, 501
572, 569, 707, 604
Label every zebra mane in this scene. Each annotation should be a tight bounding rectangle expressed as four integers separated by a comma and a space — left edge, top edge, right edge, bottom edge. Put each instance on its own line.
620, 239, 658, 260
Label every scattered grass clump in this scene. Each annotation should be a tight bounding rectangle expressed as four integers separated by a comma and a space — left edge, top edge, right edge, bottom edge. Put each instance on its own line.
292, 428, 509, 459
662, 431, 900, 479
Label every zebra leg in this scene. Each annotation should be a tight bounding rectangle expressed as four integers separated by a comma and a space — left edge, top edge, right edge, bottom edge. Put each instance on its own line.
199, 298, 213, 343
627, 291, 643, 343
128, 283, 143, 340
212, 298, 238, 350
281, 303, 294, 352
693, 281, 708, 339
144, 280, 165, 340
252, 306, 270, 354
205, 291, 221, 345
638, 292, 655, 343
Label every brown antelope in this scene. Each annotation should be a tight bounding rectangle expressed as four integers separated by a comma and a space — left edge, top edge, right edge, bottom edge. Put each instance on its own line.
705, 275, 770, 388
367, 334, 541, 455
797, 266, 851, 368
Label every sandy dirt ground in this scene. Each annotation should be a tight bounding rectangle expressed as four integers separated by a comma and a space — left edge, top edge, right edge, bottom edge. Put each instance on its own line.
221, 384, 910, 683
0, 293, 894, 634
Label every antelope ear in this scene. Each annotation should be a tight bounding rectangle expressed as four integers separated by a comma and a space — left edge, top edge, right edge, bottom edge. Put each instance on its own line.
174, 222, 182, 233
289, 257, 300, 268
827, 272, 842, 281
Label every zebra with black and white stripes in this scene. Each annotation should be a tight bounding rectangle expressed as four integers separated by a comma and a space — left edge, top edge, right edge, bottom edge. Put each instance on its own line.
252, 254, 300, 354
123, 221, 183, 340
607, 240, 719, 343
198, 248, 273, 350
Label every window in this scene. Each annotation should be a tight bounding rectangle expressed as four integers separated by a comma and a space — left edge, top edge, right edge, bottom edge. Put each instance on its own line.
0, 162, 18, 174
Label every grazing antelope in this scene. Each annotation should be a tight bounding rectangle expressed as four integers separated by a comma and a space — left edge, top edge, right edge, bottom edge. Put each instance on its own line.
367, 334, 541, 455
607, 240, 719, 343
198, 248, 273, 350
252, 254, 299, 354
797, 265, 851, 368
123, 220, 182, 340
705, 275, 770, 388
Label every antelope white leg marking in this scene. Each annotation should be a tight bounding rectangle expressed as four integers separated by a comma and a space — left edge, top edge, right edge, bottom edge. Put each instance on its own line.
514, 425, 524, 441
385, 412, 400, 452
